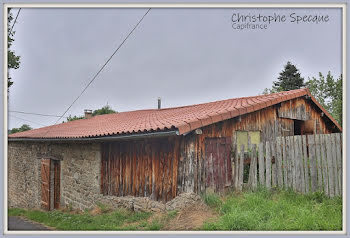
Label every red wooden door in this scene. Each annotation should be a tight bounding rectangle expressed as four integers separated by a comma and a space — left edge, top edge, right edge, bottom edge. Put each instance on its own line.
41, 159, 51, 210
205, 137, 232, 192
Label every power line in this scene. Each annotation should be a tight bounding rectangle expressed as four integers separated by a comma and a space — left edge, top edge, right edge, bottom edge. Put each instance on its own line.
9, 8, 21, 34
45, 8, 151, 136
10, 115, 48, 127
9, 110, 68, 118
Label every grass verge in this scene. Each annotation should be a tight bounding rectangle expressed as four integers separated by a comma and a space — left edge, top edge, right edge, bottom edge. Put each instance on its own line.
202, 188, 342, 231
9, 207, 154, 230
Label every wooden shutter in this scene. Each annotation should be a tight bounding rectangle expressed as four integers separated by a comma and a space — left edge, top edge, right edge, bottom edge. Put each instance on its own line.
41, 159, 51, 210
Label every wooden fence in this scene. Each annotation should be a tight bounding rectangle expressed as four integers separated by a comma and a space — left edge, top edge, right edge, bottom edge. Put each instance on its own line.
233, 133, 342, 197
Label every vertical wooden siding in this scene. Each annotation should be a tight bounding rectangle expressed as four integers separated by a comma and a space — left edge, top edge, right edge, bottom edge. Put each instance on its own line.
101, 97, 338, 200
101, 137, 180, 202
176, 97, 338, 195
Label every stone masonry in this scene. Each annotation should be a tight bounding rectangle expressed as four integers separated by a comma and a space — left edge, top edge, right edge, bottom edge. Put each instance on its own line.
8, 141, 203, 212
8, 141, 101, 211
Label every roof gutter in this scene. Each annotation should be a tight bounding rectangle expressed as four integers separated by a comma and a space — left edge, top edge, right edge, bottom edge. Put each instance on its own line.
8, 130, 180, 142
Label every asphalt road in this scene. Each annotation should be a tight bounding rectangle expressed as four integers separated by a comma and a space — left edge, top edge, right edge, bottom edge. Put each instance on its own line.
8, 216, 51, 231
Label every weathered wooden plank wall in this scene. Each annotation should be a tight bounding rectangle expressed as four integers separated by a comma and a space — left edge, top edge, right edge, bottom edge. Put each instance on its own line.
100, 97, 340, 202
101, 137, 180, 202
238, 133, 342, 197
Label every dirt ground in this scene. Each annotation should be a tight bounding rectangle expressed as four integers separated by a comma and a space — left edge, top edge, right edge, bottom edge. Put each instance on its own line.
162, 204, 218, 231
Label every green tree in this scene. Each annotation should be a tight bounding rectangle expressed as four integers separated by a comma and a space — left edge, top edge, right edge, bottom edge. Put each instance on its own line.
66, 115, 85, 122
9, 124, 32, 134
8, 9, 21, 90
92, 105, 116, 116
64, 105, 116, 122
272, 61, 305, 92
306, 72, 342, 126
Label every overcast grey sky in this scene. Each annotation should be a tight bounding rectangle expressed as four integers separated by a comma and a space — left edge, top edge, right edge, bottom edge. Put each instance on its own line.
8, 7, 342, 129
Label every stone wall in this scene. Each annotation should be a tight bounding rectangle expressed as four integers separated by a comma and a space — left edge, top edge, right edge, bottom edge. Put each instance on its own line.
8, 141, 102, 210
8, 141, 206, 213
96, 192, 203, 213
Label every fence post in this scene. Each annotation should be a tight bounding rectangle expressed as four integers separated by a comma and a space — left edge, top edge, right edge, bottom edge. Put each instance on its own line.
266, 141, 271, 190
251, 144, 257, 190
331, 134, 339, 196
282, 137, 288, 189
335, 133, 342, 195
302, 135, 309, 194
297, 136, 305, 194
276, 137, 283, 187
290, 136, 296, 191
320, 134, 329, 196
314, 134, 323, 192
258, 142, 265, 187
238, 144, 244, 191
308, 135, 318, 193
234, 145, 239, 190
325, 134, 335, 197
286, 137, 292, 189
293, 136, 302, 192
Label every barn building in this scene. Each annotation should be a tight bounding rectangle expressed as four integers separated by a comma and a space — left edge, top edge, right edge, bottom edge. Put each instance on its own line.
8, 88, 341, 210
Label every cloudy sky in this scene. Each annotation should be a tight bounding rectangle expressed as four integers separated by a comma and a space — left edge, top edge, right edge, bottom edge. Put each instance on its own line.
8, 7, 342, 129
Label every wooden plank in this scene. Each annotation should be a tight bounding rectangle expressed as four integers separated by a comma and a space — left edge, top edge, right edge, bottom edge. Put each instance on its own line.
315, 134, 323, 192
335, 133, 342, 195
235, 144, 239, 190
172, 139, 179, 199
293, 136, 301, 192
331, 134, 339, 196
270, 141, 277, 188
320, 134, 329, 196
226, 137, 233, 187
265, 141, 271, 190
272, 164, 276, 187
41, 158, 51, 211
297, 136, 305, 194
238, 144, 244, 191
325, 134, 335, 197
302, 135, 309, 194
281, 137, 288, 188
297, 135, 303, 192
151, 143, 156, 200
258, 142, 265, 187
251, 144, 257, 190
308, 135, 317, 193
247, 146, 254, 189
276, 137, 283, 187
193, 139, 198, 194
290, 136, 296, 191
285, 137, 290, 189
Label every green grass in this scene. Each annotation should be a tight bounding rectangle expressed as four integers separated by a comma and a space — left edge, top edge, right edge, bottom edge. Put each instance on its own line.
202, 188, 342, 231
9, 188, 342, 231
8, 207, 154, 231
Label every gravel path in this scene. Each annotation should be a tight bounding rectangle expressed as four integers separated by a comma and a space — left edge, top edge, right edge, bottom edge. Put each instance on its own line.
8, 216, 51, 231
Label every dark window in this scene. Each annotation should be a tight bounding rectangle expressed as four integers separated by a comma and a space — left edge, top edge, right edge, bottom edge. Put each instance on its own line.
294, 120, 303, 135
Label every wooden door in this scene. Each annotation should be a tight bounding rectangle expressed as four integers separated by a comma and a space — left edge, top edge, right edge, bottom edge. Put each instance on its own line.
53, 160, 61, 209
41, 158, 51, 210
205, 137, 232, 192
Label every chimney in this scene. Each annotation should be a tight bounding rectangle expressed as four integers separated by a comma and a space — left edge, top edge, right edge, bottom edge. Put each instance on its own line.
157, 97, 161, 109
84, 109, 92, 119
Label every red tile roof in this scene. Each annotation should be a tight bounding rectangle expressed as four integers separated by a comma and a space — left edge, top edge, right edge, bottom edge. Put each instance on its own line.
8, 88, 341, 139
